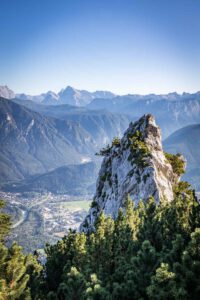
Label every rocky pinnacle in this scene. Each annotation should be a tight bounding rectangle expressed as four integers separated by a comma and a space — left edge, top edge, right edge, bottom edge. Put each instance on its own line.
81, 114, 184, 232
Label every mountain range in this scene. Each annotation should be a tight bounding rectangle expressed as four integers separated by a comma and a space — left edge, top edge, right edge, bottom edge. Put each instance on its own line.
2, 85, 200, 138
0, 97, 129, 191
87, 92, 200, 138
12, 98, 131, 145
1, 84, 200, 193
0, 97, 94, 185
0, 85, 116, 106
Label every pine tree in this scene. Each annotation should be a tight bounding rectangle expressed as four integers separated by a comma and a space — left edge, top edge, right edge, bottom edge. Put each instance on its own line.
137, 196, 162, 251
39, 176, 200, 299
45, 230, 87, 292
112, 208, 133, 285
25, 252, 43, 299
0, 200, 11, 242
90, 213, 114, 281
173, 228, 200, 299
124, 240, 158, 299
147, 263, 183, 300
57, 266, 86, 300
0, 243, 30, 299
161, 185, 199, 251
124, 195, 140, 239
0, 201, 34, 299
85, 273, 109, 300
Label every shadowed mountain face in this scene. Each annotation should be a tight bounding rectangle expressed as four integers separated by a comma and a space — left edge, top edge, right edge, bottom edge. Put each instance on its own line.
0, 98, 130, 192
164, 124, 200, 190
2, 87, 200, 194
3, 162, 98, 195
0, 97, 96, 185
13, 98, 131, 146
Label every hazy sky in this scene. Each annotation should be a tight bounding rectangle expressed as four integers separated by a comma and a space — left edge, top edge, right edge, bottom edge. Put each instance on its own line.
0, 0, 200, 95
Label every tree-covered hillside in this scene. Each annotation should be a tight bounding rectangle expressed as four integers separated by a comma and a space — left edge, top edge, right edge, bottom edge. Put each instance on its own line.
1, 180, 200, 299
0, 200, 42, 299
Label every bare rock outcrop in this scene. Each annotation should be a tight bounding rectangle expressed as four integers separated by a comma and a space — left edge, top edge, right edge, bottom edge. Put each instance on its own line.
81, 114, 185, 231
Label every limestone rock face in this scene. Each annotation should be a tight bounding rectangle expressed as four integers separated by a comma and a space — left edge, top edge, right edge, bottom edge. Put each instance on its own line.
81, 114, 183, 232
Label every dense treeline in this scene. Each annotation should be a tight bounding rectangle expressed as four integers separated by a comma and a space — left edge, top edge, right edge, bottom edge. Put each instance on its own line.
0, 200, 42, 299
0, 181, 200, 299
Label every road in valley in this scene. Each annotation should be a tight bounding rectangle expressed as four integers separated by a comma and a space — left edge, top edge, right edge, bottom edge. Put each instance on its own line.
10, 194, 51, 228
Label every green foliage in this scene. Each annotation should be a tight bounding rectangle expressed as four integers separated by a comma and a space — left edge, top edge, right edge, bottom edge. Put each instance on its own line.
96, 137, 120, 157
56, 266, 86, 300
173, 181, 193, 197
122, 240, 158, 299
128, 130, 151, 168
0, 201, 42, 300
0, 242, 30, 299
0, 243, 42, 300
45, 229, 87, 292
0, 200, 11, 243
1, 181, 200, 299
165, 152, 185, 176
147, 263, 179, 299
95, 144, 111, 156
40, 190, 200, 299
90, 200, 98, 209
85, 273, 109, 300
112, 137, 120, 147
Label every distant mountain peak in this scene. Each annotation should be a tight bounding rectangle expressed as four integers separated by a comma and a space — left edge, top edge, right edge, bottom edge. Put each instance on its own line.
59, 85, 77, 94
0, 85, 15, 99
58, 86, 91, 106
42, 91, 59, 105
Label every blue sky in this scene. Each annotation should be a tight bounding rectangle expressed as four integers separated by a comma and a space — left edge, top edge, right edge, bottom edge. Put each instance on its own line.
0, 0, 200, 95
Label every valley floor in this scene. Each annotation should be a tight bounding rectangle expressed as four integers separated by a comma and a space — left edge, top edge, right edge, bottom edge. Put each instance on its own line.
0, 191, 91, 253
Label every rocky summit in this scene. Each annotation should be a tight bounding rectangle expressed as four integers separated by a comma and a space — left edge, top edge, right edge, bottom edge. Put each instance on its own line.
81, 114, 185, 231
